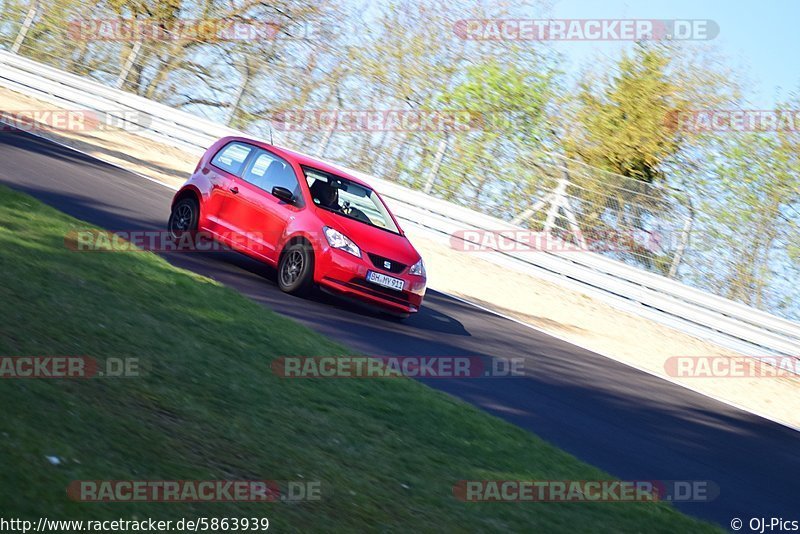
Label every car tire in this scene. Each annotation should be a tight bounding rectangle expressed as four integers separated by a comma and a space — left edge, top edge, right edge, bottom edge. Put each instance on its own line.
278, 241, 315, 296
168, 197, 199, 240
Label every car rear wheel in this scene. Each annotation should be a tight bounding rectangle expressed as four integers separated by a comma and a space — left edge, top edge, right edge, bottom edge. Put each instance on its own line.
278, 242, 314, 296
168, 197, 198, 239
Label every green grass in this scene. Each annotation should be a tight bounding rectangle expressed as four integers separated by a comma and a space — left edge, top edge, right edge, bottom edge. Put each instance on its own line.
0, 185, 719, 532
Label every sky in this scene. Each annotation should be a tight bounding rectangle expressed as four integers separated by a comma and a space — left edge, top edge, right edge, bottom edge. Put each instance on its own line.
548, 0, 800, 107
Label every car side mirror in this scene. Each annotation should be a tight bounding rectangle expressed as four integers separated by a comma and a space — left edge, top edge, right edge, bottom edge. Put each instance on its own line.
271, 186, 294, 203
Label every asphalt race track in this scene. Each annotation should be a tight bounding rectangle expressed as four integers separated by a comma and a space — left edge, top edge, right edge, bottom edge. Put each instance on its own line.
1, 129, 798, 527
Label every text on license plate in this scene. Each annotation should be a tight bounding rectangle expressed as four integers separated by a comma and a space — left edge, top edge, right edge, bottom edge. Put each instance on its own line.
367, 271, 404, 291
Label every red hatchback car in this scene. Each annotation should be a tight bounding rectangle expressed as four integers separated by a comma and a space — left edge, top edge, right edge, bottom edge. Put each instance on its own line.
167, 136, 426, 316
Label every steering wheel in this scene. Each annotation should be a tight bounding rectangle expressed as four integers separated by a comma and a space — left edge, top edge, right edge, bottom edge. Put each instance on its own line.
342, 204, 370, 223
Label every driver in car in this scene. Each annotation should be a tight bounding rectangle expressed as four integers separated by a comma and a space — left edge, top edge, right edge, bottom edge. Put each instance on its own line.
310, 179, 372, 224
310, 179, 341, 209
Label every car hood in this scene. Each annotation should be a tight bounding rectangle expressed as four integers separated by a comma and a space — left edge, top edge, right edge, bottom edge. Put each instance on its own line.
315, 208, 421, 265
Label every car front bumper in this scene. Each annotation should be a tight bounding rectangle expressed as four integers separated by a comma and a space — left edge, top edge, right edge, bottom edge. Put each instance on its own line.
315, 247, 426, 314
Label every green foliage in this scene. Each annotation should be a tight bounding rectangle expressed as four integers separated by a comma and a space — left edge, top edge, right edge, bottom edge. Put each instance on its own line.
570, 44, 685, 184
688, 129, 800, 311
421, 57, 557, 207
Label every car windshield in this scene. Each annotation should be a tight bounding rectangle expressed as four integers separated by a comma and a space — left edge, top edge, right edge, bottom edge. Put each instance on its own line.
303, 167, 400, 234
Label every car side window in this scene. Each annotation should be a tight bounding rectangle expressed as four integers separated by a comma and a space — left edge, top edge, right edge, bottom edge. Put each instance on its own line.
242, 149, 301, 198
210, 142, 253, 176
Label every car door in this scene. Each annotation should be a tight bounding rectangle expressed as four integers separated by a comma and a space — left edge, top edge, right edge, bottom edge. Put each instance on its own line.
206, 141, 255, 237
218, 155, 273, 259
255, 153, 304, 262
228, 148, 304, 262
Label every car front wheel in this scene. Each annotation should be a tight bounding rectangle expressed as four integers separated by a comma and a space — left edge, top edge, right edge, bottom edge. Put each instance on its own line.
278, 241, 314, 296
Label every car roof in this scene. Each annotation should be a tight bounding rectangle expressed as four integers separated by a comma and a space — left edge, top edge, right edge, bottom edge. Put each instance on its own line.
222, 136, 373, 189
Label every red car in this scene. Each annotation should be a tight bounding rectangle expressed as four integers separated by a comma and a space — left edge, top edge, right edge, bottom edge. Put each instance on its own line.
167, 136, 426, 316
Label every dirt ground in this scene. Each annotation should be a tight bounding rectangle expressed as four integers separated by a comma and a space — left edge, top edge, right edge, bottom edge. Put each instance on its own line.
2, 85, 798, 430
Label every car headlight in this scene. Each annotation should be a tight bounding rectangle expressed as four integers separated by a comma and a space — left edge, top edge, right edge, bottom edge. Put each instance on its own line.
323, 226, 361, 258
409, 258, 426, 276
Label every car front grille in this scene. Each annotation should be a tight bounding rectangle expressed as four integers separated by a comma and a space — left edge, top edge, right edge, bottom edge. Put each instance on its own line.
367, 253, 406, 274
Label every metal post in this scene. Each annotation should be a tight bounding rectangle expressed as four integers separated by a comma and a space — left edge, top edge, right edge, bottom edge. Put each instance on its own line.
115, 41, 142, 89
512, 159, 585, 249
10, 4, 40, 54
511, 198, 546, 226
422, 135, 448, 193
668, 212, 694, 278
544, 176, 569, 232
555, 169, 586, 249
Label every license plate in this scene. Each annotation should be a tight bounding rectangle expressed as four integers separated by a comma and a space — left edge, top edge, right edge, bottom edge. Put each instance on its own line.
367, 271, 404, 291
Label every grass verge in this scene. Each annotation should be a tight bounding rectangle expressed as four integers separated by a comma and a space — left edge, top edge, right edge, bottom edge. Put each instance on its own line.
0, 185, 719, 532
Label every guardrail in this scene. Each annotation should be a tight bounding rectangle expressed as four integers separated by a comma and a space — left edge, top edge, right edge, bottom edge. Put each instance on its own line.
0, 50, 240, 154
1, 49, 798, 359
358, 176, 800, 357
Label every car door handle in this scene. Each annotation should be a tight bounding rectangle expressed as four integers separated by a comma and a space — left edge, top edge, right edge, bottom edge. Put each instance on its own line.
230, 186, 239, 194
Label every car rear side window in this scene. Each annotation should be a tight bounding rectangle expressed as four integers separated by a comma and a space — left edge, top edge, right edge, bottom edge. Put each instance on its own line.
210, 142, 252, 176
242, 149, 301, 198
